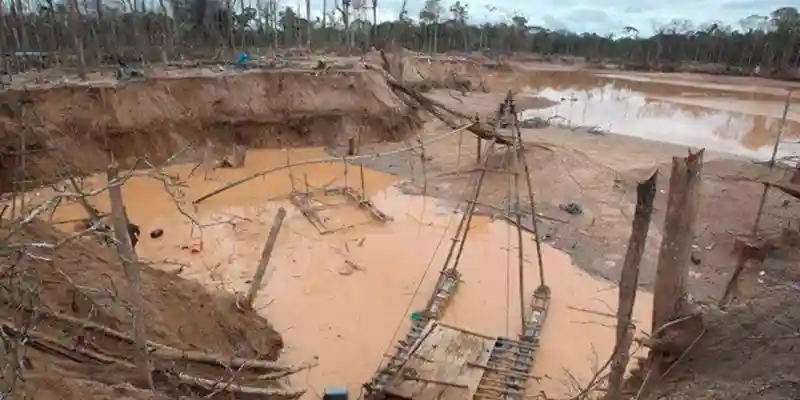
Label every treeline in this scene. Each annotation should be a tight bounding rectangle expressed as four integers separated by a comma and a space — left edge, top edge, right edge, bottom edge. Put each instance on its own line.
0, 0, 798, 76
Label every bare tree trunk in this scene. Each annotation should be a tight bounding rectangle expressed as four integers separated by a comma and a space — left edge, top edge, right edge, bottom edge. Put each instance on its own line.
652, 150, 704, 332
106, 163, 153, 389
644, 149, 705, 381
372, 0, 378, 47
322, 0, 328, 30
68, 0, 87, 80
606, 171, 658, 400
306, 0, 312, 49
14, 0, 29, 51
226, 0, 235, 55
158, 0, 172, 62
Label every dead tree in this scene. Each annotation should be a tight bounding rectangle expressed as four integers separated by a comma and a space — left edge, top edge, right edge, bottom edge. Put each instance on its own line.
645, 149, 706, 379
107, 163, 153, 389
605, 171, 658, 400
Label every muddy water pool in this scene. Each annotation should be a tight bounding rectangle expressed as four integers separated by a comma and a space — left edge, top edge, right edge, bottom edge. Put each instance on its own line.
46, 148, 652, 398
517, 71, 800, 160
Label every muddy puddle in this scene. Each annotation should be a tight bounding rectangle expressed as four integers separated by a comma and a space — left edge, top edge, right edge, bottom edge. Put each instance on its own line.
522, 83, 800, 159
44, 147, 652, 399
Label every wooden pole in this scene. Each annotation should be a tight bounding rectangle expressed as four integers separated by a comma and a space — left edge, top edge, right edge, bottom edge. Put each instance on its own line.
286, 149, 296, 194
344, 157, 349, 189
203, 144, 213, 181
511, 128, 526, 333
360, 164, 366, 195
652, 149, 703, 333
244, 207, 287, 309
752, 88, 793, 234
231, 144, 247, 168
106, 163, 153, 389
606, 171, 658, 400
18, 133, 25, 215
510, 95, 547, 289
717, 249, 748, 309
476, 136, 481, 164
348, 137, 357, 156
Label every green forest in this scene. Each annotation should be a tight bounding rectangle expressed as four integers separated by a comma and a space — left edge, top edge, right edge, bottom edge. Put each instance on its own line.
0, 0, 798, 75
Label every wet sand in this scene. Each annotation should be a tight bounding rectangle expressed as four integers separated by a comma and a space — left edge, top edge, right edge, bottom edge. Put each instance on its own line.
43, 148, 652, 398
596, 72, 800, 99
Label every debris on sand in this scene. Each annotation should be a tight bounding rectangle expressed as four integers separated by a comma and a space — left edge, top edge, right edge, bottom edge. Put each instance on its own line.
560, 201, 584, 215
0, 221, 305, 398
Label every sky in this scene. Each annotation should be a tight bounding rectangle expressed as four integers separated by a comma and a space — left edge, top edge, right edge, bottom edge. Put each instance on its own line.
296, 0, 793, 36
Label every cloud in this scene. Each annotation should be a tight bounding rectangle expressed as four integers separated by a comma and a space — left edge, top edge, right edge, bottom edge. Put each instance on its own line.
306, 0, 788, 35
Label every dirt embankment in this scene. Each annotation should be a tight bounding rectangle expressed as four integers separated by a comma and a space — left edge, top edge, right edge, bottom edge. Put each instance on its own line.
1, 221, 289, 399
640, 287, 800, 400
0, 69, 423, 191
367, 49, 515, 92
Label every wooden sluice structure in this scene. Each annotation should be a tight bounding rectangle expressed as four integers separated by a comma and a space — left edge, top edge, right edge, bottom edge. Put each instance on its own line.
363, 93, 551, 399
364, 268, 462, 396
289, 184, 392, 235
475, 287, 550, 399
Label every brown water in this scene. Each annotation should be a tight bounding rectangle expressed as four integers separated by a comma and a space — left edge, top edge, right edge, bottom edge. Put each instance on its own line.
47, 148, 652, 399
518, 71, 800, 160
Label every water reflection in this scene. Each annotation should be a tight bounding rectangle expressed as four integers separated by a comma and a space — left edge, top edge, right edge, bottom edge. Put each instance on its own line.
522, 82, 800, 159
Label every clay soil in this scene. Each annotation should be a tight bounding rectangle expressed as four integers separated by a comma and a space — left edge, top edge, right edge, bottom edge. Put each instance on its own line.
0, 66, 422, 191
0, 221, 287, 399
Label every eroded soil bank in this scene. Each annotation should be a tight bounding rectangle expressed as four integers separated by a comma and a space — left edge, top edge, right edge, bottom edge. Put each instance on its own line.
1, 221, 288, 399
0, 68, 422, 191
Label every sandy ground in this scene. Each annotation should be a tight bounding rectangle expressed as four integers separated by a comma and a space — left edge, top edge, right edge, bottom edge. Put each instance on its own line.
596, 71, 800, 98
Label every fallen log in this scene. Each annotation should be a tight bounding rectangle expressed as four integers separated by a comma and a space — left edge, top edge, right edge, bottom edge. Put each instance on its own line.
165, 370, 305, 398
31, 308, 295, 371
363, 62, 514, 146
1, 321, 306, 398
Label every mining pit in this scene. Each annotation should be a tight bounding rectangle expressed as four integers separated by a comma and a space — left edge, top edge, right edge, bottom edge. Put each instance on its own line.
2, 52, 799, 399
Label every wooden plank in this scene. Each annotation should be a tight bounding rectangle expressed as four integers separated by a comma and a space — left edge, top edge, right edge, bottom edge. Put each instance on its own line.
384, 323, 495, 399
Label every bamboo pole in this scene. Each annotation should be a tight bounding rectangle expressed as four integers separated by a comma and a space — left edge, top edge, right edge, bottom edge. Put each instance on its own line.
510, 93, 547, 289
752, 88, 793, 234
512, 129, 526, 333
106, 163, 152, 389
244, 207, 287, 309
